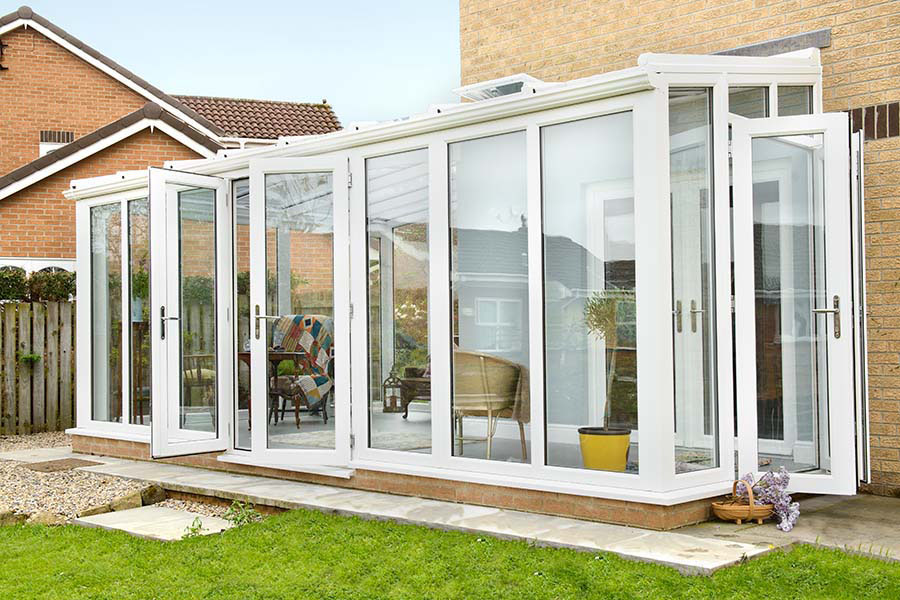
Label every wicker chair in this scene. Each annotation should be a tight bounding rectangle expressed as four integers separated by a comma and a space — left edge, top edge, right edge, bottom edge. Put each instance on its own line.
452, 350, 527, 461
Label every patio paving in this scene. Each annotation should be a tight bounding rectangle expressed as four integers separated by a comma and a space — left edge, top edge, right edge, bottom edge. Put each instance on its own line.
8, 446, 900, 573
74, 505, 232, 541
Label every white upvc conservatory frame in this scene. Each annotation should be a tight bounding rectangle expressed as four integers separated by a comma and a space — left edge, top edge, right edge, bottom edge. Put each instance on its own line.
69, 50, 856, 506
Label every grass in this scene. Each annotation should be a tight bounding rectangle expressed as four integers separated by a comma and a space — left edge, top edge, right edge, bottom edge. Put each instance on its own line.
1, 509, 898, 599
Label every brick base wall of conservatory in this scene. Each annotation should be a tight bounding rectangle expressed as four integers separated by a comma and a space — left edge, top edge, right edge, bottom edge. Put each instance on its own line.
71, 434, 716, 530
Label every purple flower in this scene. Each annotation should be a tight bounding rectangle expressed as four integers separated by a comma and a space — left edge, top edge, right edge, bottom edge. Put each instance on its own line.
734, 467, 798, 532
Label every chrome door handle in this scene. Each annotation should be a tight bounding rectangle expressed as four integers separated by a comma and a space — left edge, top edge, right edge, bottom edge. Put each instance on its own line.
254, 305, 280, 339
160, 306, 179, 340
812, 295, 841, 339
673, 300, 683, 333
690, 299, 705, 333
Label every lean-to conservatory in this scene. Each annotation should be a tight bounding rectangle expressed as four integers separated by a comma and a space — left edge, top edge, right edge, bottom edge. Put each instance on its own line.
69, 50, 868, 526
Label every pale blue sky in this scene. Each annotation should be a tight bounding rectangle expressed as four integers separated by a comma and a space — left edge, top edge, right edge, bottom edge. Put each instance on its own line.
16, 1, 460, 125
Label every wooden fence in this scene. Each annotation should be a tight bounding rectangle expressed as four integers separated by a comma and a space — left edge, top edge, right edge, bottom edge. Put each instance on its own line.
0, 302, 75, 434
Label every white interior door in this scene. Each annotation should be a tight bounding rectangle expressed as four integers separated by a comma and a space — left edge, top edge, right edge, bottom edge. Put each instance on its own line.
733, 113, 856, 494
248, 157, 350, 466
150, 168, 231, 458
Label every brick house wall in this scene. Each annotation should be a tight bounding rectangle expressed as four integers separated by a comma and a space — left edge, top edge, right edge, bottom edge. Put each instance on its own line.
459, 0, 900, 492
0, 128, 200, 259
0, 26, 148, 176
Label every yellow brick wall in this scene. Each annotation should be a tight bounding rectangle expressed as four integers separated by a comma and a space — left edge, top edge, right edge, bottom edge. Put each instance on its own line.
461, 0, 900, 490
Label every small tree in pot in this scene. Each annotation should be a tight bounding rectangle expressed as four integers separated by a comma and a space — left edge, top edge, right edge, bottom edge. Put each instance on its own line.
578, 289, 635, 471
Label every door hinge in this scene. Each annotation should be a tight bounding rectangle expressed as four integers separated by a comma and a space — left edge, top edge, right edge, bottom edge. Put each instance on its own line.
349, 302, 354, 320
348, 171, 353, 188
731, 295, 735, 313
727, 140, 733, 159
350, 434, 356, 449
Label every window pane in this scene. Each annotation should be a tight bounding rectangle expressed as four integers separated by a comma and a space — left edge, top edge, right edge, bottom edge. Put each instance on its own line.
542, 112, 637, 473
729, 87, 769, 119
128, 199, 150, 425
777, 86, 813, 116
752, 133, 829, 474
450, 132, 529, 463
233, 178, 251, 449
670, 89, 719, 473
366, 149, 431, 453
178, 188, 217, 433
265, 173, 336, 449
91, 203, 122, 422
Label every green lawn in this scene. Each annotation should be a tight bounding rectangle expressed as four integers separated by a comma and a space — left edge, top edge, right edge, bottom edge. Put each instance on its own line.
1, 509, 898, 599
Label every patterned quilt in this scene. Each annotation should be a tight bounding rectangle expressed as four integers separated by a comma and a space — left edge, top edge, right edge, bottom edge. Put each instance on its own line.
271, 314, 334, 404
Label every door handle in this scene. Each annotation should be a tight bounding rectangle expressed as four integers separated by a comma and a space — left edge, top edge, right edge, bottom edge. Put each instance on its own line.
812, 295, 841, 339
673, 300, 683, 333
690, 299, 705, 333
254, 305, 280, 339
160, 306, 179, 340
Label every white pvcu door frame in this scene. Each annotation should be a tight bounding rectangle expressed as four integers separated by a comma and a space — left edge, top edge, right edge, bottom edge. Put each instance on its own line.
247, 157, 351, 467
732, 113, 856, 495
149, 167, 232, 458
74, 187, 152, 440
850, 130, 870, 484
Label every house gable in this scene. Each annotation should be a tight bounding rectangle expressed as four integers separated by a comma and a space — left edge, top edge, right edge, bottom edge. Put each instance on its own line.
0, 24, 149, 175
0, 127, 202, 260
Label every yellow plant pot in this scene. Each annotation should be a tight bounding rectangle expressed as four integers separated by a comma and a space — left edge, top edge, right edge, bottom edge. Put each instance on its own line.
578, 427, 630, 472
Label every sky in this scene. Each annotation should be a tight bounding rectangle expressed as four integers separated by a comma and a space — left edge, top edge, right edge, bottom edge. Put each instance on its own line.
15, 1, 461, 125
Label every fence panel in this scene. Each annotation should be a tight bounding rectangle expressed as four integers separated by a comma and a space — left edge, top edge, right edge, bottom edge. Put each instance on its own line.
0, 302, 76, 435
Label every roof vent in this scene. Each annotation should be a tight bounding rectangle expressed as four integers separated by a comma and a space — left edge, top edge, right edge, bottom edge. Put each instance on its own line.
453, 73, 546, 102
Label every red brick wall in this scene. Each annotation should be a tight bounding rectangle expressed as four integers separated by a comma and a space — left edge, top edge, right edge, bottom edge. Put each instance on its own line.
0, 128, 200, 258
0, 26, 148, 176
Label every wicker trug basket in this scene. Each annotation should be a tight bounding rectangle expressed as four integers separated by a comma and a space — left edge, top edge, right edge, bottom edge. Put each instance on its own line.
711, 479, 774, 525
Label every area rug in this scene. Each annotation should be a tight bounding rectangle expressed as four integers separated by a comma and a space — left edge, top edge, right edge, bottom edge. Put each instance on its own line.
271, 430, 432, 451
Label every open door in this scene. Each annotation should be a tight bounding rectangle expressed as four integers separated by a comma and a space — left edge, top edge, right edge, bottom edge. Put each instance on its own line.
150, 167, 231, 458
733, 113, 856, 494
247, 157, 350, 467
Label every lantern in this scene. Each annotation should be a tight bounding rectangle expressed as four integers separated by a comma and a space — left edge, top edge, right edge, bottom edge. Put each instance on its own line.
382, 367, 404, 413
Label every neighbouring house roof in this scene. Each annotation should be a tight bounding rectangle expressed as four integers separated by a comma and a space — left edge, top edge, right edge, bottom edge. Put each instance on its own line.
0, 6, 342, 143
0, 103, 224, 202
174, 96, 342, 139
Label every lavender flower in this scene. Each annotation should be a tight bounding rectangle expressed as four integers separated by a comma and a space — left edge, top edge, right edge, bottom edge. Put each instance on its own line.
734, 467, 798, 532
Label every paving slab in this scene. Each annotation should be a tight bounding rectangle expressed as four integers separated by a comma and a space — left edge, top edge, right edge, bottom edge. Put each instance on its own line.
71, 454, 766, 574
73, 505, 232, 541
677, 494, 900, 562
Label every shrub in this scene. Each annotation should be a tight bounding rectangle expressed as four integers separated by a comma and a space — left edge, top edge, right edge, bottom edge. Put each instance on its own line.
27, 270, 76, 301
0, 267, 27, 301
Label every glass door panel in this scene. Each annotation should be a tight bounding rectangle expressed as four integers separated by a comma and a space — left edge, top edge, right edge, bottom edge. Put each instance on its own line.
733, 114, 855, 494
150, 168, 230, 458
669, 89, 719, 474
248, 158, 350, 466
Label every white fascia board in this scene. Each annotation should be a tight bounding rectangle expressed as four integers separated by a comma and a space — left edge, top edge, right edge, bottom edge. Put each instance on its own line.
163, 68, 652, 177
0, 118, 217, 202
638, 51, 821, 74
0, 18, 222, 141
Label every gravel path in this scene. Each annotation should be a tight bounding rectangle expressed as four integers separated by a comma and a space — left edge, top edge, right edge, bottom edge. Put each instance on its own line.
0, 432, 146, 519
0, 460, 147, 518
0, 431, 70, 453
157, 499, 230, 518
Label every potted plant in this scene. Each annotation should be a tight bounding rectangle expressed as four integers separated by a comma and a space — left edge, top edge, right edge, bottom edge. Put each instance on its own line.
578, 289, 634, 472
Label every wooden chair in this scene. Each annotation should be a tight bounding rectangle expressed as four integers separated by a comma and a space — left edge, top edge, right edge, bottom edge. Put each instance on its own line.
452, 350, 527, 461
181, 353, 216, 429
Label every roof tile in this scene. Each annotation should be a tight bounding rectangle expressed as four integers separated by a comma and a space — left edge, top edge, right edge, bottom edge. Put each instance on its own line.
173, 95, 342, 139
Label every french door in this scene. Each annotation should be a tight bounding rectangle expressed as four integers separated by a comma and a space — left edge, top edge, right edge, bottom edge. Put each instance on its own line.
247, 157, 351, 466
732, 113, 856, 494
150, 168, 231, 458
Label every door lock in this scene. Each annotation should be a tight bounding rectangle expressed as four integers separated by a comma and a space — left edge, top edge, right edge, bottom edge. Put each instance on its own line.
254, 304, 280, 339
690, 299, 705, 333
812, 295, 841, 339
160, 305, 179, 340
